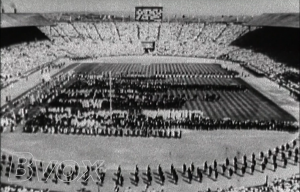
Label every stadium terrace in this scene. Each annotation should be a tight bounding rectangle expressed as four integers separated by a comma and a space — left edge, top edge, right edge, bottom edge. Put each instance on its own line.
0, 8, 299, 192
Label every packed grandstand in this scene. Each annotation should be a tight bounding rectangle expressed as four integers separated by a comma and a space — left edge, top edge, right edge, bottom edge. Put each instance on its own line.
1, 14, 299, 96
0, 8, 299, 192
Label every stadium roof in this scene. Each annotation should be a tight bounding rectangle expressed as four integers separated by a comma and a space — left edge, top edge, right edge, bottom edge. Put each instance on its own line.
0, 13, 54, 28
245, 13, 299, 28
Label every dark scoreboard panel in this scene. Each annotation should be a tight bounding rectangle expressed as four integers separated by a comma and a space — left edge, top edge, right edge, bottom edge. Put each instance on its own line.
135, 7, 163, 22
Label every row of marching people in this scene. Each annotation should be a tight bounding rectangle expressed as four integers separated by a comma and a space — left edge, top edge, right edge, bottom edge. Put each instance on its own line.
50, 78, 244, 111
71, 75, 247, 93
1, 151, 106, 188
1, 138, 298, 190
113, 138, 299, 188
50, 93, 187, 110
0, 182, 49, 192
23, 106, 299, 134
23, 125, 182, 139
102, 70, 237, 79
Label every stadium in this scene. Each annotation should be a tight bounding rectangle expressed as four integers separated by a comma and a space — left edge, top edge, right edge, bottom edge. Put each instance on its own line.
0, 0, 299, 192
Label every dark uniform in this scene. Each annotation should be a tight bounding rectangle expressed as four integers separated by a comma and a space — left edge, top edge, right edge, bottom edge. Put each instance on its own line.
182, 163, 186, 175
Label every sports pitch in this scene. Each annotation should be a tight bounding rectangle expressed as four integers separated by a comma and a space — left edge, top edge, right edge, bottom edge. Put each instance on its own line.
1, 56, 299, 192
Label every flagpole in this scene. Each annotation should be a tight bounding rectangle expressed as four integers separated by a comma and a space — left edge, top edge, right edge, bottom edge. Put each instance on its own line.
98, 180, 100, 192
109, 71, 112, 120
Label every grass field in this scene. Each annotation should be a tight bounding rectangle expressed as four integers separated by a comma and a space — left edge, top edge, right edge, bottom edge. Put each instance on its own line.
70, 63, 295, 121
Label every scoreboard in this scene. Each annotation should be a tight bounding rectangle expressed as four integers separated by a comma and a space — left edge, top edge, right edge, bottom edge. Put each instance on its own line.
135, 7, 163, 22
142, 41, 155, 49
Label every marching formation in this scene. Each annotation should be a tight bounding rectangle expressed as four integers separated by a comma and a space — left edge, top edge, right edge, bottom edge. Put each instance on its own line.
0, 138, 298, 191
17, 70, 298, 138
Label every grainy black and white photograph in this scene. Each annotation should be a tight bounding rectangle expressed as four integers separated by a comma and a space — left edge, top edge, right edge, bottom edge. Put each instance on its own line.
0, 0, 299, 191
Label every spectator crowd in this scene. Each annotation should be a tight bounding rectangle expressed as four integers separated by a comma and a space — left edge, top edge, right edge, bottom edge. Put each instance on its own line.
1, 20, 299, 94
